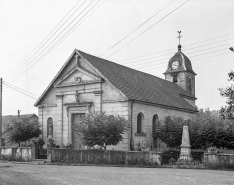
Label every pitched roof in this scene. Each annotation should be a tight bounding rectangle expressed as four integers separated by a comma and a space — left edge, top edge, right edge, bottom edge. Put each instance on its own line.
35, 49, 197, 113
164, 47, 196, 75
78, 50, 197, 112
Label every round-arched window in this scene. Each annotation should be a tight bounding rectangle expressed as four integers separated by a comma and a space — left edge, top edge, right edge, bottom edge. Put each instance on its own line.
152, 114, 159, 136
137, 113, 144, 133
47, 117, 53, 137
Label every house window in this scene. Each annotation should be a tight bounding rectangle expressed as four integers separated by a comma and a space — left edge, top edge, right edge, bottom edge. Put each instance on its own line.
47, 117, 53, 137
137, 113, 144, 133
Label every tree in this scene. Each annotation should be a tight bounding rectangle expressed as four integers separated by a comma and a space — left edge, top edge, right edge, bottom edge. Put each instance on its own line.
219, 70, 234, 120
155, 116, 185, 148
7, 117, 42, 147
156, 111, 234, 150
73, 112, 129, 150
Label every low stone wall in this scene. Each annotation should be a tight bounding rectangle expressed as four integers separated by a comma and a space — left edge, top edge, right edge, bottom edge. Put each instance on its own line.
204, 153, 234, 165
1, 147, 32, 161
50, 148, 162, 166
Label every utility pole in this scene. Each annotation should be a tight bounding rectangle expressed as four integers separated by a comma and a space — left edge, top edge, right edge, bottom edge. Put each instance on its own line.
0, 78, 2, 149
17, 110, 21, 120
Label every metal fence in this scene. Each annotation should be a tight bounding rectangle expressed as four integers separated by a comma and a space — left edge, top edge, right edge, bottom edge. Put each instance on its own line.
161, 150, 204, 165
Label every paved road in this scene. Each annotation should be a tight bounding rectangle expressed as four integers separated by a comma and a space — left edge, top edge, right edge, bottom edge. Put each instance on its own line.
0, 163, 233, 185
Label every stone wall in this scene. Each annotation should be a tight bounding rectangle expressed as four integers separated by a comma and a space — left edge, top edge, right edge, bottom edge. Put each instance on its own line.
102, 101, 129, 151
132, 102, 195, 150
49, 148, 162, 166
1, 147, 32, 160
204, 153, 234, 165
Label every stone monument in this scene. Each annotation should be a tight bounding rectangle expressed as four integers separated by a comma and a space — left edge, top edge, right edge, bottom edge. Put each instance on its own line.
177, 124, 194, 164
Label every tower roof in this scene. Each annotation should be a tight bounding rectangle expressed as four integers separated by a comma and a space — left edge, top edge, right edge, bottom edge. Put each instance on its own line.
164, 45, 196, 75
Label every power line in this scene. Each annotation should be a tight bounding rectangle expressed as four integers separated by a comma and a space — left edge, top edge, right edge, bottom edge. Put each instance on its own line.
99, 0, 176, 57
117, 37, 234, 64
6, 0, 85, 80
3, 81, 39, 97
8, 0, 96, 82
121, 41, 234, 67
134, 49, 231, 70
104, 0, 190, 59
3, 83, 38, 100
9, 0, 104, 82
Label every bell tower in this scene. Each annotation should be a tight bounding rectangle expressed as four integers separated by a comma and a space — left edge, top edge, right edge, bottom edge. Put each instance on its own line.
164, 31, 196, 96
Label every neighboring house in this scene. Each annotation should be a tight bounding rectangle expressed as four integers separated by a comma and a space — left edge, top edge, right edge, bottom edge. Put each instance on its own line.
2, 114, 38, 146
34, 44, 198, 151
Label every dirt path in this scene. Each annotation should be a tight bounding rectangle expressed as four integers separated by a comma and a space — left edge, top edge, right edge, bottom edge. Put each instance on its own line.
0, 163, 233, 185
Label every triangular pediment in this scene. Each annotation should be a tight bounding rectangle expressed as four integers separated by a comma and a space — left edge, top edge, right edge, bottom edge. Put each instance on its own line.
54, 66, 102, 87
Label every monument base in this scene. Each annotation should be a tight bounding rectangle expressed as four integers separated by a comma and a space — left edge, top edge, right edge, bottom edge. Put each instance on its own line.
176, 146, 194, 164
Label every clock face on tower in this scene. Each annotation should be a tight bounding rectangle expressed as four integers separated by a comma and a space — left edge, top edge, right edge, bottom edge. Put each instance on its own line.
172, 61, 179, 70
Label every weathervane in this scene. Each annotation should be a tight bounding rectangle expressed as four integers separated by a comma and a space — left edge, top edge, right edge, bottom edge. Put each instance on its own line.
177, 31, 182, 45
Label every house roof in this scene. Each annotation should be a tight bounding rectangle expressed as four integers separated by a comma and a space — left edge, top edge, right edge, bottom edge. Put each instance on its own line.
35, 49, 198, 113
2, 114, 37, 133
78, 50, 197, 112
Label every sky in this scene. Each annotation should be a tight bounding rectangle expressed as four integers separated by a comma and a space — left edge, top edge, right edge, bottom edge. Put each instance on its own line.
0, 0, 234, 116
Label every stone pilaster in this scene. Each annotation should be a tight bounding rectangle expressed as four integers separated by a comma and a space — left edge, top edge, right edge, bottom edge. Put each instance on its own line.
94, 90, 102, 112
56, 95, 64, 146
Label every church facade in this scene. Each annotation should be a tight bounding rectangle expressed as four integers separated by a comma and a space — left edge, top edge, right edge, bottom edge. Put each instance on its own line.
35, 45, 198, 151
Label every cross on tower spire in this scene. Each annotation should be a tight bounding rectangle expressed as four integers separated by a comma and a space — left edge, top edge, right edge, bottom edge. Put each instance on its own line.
177, 31, 182, 44
177, 31, 182, 52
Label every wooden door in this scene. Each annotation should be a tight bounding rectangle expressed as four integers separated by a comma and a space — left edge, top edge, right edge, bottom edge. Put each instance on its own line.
72, 113, 85, 149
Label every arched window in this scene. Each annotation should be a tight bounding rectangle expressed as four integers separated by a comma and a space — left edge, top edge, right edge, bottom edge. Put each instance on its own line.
188, 78, 192, 90
152, 114, 159, 136
137, 113, 144, 133
152, 114, 159, 149
47, 117, 53, 137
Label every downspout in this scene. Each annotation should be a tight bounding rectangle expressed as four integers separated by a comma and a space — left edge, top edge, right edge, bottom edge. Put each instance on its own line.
61, 96, 64, 145
130, 100, 134, 151
42, 106, 44, 141
100, 83, 102, 112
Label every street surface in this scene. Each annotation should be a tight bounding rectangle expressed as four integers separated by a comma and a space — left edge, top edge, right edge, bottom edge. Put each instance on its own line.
0, 163, 233, 185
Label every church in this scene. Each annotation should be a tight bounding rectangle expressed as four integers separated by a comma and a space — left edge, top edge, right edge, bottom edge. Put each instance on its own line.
34, 43, 198, 151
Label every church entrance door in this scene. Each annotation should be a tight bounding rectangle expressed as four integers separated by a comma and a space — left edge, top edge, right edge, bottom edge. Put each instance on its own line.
72, 113, 85, 149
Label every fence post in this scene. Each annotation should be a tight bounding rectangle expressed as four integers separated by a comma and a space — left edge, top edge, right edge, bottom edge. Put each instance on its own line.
31, 143, 39, 160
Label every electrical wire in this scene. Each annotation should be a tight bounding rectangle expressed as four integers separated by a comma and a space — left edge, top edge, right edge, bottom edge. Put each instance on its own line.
124, 43, 233, 68
118, 37, 234, 64
3, 81, 39, 97
6, 0, 85, 80
9, 0, 104, 82
99, 0, 176, 57
104, 0, 190, 59
117, 33, 234, 62
3, 82, 38, 100
8, 0, 96, 81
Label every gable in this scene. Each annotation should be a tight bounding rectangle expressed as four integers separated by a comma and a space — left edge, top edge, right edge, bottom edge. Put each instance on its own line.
35, 50, 122, 106
54, 66, 101, 88
35, 49, 197, 113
